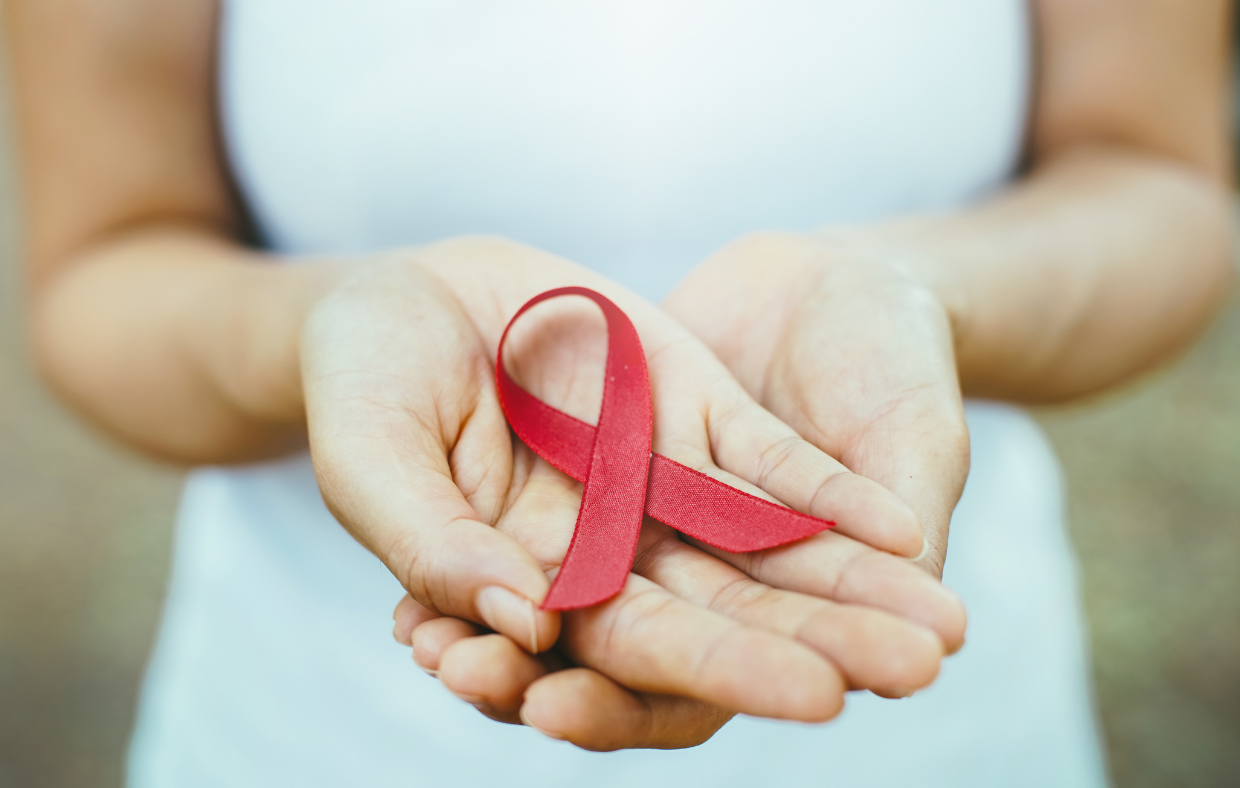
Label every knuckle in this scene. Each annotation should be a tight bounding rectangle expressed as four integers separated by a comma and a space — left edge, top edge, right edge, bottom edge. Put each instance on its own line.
388, 519, 477, 615
629, 532, 682, 576
388, 526, 438, 604
805, 468, 851, 519
752, 434, 804, 491
704, 395, 748, 450
584, 585, 672, 669
830, 548, 872, 601
688, 628, 734, 692
706, 576, 768, 618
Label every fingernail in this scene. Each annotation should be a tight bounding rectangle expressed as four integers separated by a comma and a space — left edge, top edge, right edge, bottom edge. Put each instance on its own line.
476, 586, 540, 652
519, 706, 566, 741
410, 651, 438, 677
451, 691, 488, 706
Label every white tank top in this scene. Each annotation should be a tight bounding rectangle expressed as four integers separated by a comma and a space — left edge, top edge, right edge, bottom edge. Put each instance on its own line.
222, 0, 1027, 298
126, 3, 1108, 786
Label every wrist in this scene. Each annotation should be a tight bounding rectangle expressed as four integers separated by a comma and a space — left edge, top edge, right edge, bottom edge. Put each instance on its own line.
195, 254, 350, 430
808, 224, 970, 330
800, 224, 977, 380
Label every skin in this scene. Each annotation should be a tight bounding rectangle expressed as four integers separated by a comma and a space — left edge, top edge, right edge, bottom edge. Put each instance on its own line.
5, 0, 960, 742
5, 0, 1234, 754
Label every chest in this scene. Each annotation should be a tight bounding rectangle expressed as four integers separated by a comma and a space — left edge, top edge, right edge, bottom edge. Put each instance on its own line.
221, 0, 1029, 293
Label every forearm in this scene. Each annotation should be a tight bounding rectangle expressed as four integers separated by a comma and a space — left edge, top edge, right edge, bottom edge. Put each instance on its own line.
31, 223, 341, 463
852, 146, 1235, 403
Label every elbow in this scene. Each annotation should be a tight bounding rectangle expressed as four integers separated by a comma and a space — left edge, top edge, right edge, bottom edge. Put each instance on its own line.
28, 268, 304, 466
1181, 165, 1236, 329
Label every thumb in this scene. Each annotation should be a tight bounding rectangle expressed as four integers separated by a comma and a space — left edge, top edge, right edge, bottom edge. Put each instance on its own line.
309, 394, 560, 654
839, 404, 971, 579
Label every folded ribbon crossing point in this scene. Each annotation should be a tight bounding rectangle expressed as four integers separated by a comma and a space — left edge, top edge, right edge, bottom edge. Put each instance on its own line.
496, 287, 836, 611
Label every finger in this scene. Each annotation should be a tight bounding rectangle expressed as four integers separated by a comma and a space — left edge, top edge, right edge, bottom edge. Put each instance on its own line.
560, 570, 846, 722
410, 617, 484, 675
643, 352, 924, 559
490, 458, 848, 721
640, 380, 965, 653
759, 300, 971, 579
304, 272, 560, 653
692, 529, 967, 653
393, 594, 441, 646
831, 404, 971, 578
635, 537, 944, 696
310, 394, 560, 654
705, 393, 926, 558
472, 264, 921, 557
438, 634, 552, 724
521, 668, 734, 751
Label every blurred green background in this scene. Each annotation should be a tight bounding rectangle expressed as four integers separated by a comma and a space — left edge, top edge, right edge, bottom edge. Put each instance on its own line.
2, 32, 1240, 788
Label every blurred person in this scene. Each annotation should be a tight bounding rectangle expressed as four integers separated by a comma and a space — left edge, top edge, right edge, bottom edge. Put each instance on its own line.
3, 0, 1233, 786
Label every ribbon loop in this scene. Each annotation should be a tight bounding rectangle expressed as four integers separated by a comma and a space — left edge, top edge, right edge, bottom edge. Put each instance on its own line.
497, 287, 834, 611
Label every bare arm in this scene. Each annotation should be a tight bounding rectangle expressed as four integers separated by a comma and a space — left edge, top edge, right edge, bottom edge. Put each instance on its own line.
381, 0, 1240, 747
929, 0, 1235, 401
4, 0, 969, 751
11, 0, 1231, 458
6, 0, 316, 462
663, 0, 1235, 577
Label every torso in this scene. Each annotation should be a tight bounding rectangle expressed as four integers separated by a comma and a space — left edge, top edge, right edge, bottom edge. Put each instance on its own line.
126, 4, 1108, 786
222, 0, 1028, 299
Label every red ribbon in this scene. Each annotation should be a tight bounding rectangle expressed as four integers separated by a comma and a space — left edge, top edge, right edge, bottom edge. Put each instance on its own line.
497, 287, 835, 611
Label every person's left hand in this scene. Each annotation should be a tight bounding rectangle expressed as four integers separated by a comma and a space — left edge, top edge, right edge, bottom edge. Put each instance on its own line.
664, 229, 972, 581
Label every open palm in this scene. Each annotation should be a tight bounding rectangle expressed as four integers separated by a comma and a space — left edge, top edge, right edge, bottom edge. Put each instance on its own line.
356, 237, 964, 749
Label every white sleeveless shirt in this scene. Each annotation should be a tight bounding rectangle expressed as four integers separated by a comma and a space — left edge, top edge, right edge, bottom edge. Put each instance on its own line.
128, 3, 1108, 786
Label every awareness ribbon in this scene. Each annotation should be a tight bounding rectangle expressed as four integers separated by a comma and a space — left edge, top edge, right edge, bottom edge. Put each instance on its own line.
496, 287, 836, 611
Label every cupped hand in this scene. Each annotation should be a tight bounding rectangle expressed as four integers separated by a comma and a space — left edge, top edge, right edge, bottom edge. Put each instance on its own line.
346, 236, 963, 749
663, 230, 972, 582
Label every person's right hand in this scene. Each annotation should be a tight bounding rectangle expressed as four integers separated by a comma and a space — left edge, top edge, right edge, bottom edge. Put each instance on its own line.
302, 236, 965, 749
